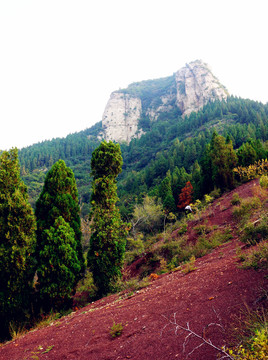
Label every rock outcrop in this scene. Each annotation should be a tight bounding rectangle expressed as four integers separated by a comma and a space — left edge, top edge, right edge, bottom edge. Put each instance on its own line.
175, 60, 228, 116
100, 93, 143, 143
99, 60, 228, 143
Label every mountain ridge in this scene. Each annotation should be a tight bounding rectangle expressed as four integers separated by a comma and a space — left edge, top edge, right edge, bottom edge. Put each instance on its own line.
99, 60, 228, 143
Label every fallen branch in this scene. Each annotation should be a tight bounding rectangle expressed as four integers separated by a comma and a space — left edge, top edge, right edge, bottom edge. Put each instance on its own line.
161, 311, 234, 360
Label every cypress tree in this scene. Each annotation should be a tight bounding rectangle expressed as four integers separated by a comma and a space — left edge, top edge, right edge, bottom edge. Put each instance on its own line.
37, 216, 81, 309
35, 159, 84, 309
0, 149, 36, 339
87, 141, 128, 296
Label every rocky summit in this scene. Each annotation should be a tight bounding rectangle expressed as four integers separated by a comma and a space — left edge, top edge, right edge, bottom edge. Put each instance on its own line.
99, 60, 228, 143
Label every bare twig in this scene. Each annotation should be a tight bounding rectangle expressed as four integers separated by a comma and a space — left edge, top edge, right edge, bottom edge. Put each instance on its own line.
161, 312, 234, 360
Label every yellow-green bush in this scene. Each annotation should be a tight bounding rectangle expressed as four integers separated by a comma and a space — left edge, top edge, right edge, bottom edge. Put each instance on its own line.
260, 175, 268, 189
228, 326, 268, 359
233, 159, 268, 182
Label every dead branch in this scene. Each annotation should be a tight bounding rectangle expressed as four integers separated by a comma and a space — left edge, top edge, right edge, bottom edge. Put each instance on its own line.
161, 312, 234, 360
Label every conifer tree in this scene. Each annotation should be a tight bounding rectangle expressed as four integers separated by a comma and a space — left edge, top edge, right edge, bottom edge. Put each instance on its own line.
37, 216, 81, 309
35, 159, 84, 309
87, 141, 128, 296
0, 149, 36, 339
200, 132, 238, 193
210, 133, 238, 190
160, 171, 176, 213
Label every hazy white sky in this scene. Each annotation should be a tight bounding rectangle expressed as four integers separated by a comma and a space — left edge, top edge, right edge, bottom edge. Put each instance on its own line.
0, 0, 267, 150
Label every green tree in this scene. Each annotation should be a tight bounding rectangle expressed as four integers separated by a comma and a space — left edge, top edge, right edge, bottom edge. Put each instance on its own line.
35, 160, 85, 308
37, 217, 81, 309
210, 133, 238, 190
159, 171, 176, 213
132, 195, 164, 236
0, 149, 36, 339
237, 142, 257, 166
87, 141, 128, 296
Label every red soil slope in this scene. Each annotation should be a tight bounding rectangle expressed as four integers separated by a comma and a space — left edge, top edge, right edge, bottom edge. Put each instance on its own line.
1, 180, 267, 360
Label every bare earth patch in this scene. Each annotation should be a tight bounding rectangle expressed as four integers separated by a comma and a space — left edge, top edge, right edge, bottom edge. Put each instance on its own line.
1, 180, 267, 360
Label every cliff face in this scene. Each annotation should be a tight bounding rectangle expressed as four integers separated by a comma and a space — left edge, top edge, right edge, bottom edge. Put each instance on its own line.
175, 60, 228, 116
101, 93, 143, 143
99, 60, 228, 143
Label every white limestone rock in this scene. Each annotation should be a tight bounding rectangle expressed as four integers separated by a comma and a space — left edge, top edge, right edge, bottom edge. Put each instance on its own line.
175, 60, 228, 116
100, 92, 143, 143
100, 60, 228, 143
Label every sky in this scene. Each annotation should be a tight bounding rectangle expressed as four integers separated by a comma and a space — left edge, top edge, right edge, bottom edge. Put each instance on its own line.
0, 0, 267, 150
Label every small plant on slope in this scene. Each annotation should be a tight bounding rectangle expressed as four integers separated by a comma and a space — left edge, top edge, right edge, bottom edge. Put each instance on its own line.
110, 322, 123, 338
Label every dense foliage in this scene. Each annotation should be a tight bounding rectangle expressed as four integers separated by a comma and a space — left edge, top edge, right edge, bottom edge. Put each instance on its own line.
37, 216, 81, 309
18, 96, 268, 221
35, 160, 85, 309
87, 141, 128, 296
0, 149, 36, 339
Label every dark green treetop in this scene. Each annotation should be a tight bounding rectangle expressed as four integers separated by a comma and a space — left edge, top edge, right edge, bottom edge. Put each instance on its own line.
35, 159, 85, 274
90, 140, 123, 179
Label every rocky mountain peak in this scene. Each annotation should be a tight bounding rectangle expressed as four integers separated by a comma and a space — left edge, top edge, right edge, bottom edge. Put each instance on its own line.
175, 60, 228, 116
99, 60, 228, 143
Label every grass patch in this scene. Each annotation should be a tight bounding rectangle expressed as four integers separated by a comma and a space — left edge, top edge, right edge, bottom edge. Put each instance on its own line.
241, 217, 268, 246
116, 276, 150, 293
238, 241, 268, 270
181, 256, 197, 274
232, 196, 261, 224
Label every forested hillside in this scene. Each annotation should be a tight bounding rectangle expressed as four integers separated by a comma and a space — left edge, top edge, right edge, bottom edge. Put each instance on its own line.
19, 96, 268, 218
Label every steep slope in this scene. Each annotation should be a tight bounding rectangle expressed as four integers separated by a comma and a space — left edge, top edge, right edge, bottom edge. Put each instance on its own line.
100, 60, 228, 143
1, 179, 267, 360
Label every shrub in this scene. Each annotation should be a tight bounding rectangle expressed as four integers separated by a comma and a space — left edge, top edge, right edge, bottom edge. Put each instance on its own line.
239, 242, 268, 270
76, 271, 97, 298
241, 217, 268, 246
194, 224, 215, 235
110, 322, 123, 338
124, 236, 145, 265
260, 175, 268, 189
234, 158, 268, 181
181, 256, 197, 274
228, 325, 268, 359
177, 223, 187, 235
209, 228, 233, 244
193, 229, 232, 258
232, 197, 261, 222
158, 241, 182, 262
116, 277, 150, 293
209, 187, 221, 199
231, 192, 241, 205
